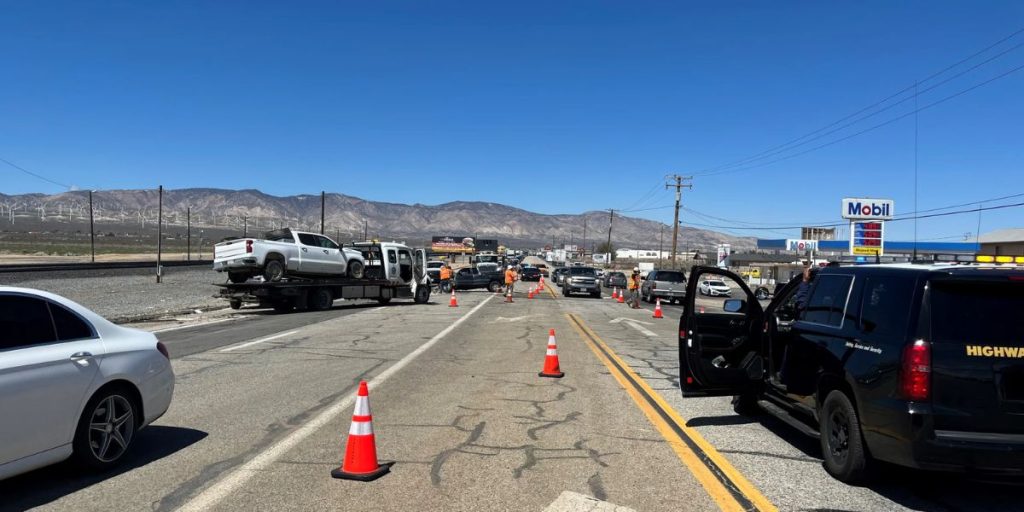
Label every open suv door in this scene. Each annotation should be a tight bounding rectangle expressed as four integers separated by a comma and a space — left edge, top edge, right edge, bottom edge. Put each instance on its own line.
680, 266, 766, 397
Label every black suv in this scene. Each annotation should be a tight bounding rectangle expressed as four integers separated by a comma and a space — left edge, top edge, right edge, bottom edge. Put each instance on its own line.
519, 267, 541, 281
680, 263, 1024, 482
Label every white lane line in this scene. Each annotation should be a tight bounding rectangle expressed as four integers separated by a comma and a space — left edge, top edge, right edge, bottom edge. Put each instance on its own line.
178, 294, 495, 511
218, 330, 300, 353
149, 317, 235, 333
543, 491, 638, 512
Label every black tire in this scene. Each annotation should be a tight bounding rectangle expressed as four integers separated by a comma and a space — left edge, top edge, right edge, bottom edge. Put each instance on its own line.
487, 281, 502, 293
755, 287, 770, 300
414, 284, 430, 304
229, 299, 242, 310
264, 259, 286, 282
731, 393, 759, 416
563, 287, 570, 297
228, 272, 249, 284
591, 291, 601, 299
820, 390, 869, 483
72, 386, 138, 470
272, 302, 293, 313
377, 296, 392, 305
347, 260, 365, 279
309, 288, 333, 311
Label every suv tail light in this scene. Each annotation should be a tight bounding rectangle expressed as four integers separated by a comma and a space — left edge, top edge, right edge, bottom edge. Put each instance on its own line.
245, 239, 254, 253
156, 340, 171, 360
901, 340, 931, 401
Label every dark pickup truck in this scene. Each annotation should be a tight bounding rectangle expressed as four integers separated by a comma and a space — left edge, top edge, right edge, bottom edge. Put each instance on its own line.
452, 267, 504, 293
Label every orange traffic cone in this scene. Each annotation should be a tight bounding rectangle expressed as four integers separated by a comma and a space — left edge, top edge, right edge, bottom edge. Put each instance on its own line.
617, 289, 625, 303
331, 381, 392, 481
539, 328, 565, 378
653, 298, 664, 318
529, 287, 536, 299
611, 287, 618, 299
449, 289, 458, 307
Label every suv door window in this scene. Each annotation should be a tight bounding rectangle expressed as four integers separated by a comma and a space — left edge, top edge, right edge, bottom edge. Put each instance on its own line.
49, 302, 95, 341
802, 274, 853, 327
857, 276, 916, 341
398, 250, 413, 281
0, 295, 57, 349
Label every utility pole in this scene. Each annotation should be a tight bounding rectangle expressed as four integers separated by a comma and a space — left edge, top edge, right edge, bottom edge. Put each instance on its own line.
666, 175, 693, 265
320, 190, 326, 235
156, 185, 163, 283
605, 209, 614, 259
243, 216, 248, 237
187, 206, 191, 261
659, 225, 664, 266
89, 191, 95, 263
363, 220, 368, 241
582, 217, 587, 260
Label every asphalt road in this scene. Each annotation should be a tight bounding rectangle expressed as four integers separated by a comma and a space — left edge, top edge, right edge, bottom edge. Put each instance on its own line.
3, 281, 1024, 511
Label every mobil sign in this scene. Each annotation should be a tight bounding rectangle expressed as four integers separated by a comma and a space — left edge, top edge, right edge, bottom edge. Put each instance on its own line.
842, 198, 894, 220
786, 239, 819, 252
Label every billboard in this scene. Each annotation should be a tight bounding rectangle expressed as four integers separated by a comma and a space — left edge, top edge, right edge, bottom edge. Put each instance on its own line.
716, 244, 731, 268
842, 198, 894, 220
431, 236, 476, 253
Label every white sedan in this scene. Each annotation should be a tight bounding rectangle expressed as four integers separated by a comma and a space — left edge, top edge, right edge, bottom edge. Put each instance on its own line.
698, 279, 733, 297
0, 287, 175, 480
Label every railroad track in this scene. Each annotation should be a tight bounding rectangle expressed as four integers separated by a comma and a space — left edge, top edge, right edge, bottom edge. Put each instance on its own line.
0, 260, 213, 273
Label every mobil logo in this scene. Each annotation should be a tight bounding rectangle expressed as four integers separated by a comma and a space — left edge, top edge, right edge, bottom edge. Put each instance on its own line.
842, 198, 894, 220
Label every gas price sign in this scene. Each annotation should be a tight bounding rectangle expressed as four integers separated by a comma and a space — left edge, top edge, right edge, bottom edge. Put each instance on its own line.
850, 221, 884, 255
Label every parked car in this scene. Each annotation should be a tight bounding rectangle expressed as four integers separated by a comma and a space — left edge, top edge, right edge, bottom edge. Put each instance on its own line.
562, 267, 601, 298
520, 267, 542, 281
534, 263, 549, 277
426, 260, 445, 282
681, 262, 1024, 483
604, 271, 627, 289
553, 267, 570, 286
641, 269, 687, 304
698, 279, 732, 297
214, 228, 366, 283
0, 287, 175, 481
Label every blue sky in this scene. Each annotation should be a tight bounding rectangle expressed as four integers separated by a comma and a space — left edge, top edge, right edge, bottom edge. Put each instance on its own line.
2, 1, 1022, 241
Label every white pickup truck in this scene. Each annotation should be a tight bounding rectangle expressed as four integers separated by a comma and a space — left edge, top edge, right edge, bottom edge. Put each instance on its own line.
214, 228, 366, 283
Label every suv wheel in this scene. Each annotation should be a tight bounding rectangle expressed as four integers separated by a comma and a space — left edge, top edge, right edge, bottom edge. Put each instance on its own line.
487, 281, 501, 293
820, 390, 869, 483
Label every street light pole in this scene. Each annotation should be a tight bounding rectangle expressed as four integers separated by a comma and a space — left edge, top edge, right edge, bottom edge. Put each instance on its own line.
88, 190, 95, 263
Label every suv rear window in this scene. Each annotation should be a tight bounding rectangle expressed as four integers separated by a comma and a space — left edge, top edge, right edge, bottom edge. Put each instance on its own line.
654, 271, 685, 282
930, 280, 1024, 344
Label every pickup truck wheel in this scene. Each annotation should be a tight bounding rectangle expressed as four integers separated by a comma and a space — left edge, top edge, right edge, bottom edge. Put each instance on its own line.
487, 281, 501, 293
228, 273, 249, 284
272, 302, 293, 313
229, 299, 243, 310
347, 260, 365, 279
309, 288, 333, 311
820, 390, 869, 483
377, 297, 392, 305
264, 259, 286, 282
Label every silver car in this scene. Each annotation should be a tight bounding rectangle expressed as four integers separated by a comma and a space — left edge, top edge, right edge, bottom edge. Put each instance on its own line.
562, 267, 602, 298
0, 287, 175, 480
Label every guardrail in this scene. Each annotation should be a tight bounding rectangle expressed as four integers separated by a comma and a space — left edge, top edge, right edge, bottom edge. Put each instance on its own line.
0, 260, 213, 273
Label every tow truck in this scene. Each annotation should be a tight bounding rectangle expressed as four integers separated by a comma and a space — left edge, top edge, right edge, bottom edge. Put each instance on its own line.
216, 241, 431, 313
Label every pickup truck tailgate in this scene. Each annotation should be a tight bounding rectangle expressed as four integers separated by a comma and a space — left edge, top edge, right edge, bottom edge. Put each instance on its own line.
215, 239, 251, 262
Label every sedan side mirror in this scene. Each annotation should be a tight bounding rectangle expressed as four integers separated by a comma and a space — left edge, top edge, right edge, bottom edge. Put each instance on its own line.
723, 299, 746, 313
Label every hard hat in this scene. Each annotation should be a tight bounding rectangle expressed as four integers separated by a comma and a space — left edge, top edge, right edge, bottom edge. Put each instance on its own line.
634, 267, 640, 272
507, 265, 513, 269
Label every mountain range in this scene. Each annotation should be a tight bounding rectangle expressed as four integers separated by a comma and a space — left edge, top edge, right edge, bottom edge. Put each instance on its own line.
0, 188, 754, 251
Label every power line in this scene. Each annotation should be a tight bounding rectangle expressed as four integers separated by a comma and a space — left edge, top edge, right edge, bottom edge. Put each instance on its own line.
694, 62, 1024, 178
0, 157, 71, 189
694, 26, 1024, 175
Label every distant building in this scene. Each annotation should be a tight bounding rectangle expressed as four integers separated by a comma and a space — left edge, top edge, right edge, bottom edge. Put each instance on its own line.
979, 228, 1024, 255
801, 227, 836, 240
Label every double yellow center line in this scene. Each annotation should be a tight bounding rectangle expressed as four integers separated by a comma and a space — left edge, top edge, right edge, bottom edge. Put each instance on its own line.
566, 313, 776, 512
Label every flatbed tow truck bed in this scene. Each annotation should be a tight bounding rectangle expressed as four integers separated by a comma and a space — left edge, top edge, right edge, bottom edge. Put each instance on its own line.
216, 275, 428, 313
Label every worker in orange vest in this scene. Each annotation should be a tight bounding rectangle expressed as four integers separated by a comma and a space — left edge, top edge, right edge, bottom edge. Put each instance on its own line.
504, 265, 517, 297
628, 268, 642, 309
439, 263, 452, 293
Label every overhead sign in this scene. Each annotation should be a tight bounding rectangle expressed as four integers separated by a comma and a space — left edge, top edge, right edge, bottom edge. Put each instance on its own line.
842, 198, 894, 220
431, 236, 476, 253
786, 239, 819, 252
716, 244, 731, 268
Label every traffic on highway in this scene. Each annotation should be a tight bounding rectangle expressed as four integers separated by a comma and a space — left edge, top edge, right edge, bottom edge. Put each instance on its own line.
3, 3, 1024, 512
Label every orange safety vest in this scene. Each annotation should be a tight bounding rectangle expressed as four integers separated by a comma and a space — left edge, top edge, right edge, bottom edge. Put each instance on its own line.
629, 274, 640, 290
440, 267, 451, 280
505, 270, 515, 284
